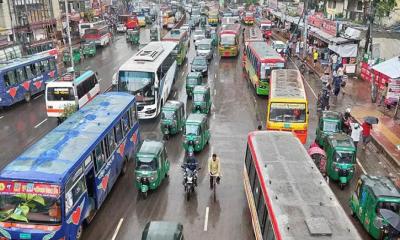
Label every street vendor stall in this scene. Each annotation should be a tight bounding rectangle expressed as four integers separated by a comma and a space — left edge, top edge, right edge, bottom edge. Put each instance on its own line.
371, 56, 400, 105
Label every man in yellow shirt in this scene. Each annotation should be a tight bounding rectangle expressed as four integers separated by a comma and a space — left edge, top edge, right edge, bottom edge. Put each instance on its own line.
313, 49, 319, 67
208, 153, 221, 189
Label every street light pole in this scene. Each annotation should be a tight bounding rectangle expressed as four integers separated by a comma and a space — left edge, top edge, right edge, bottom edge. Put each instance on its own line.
158, 0, 161, 41
302, 0, 309, 59
64, 0, 74, 71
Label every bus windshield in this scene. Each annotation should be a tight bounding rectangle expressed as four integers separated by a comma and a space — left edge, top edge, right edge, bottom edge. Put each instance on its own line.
118, 71, 156, 105
220, 35, 235, 45
269, 103, 306, 123
0, 193, 61, 224
84, 29, 98, 35
47, 87, 75, 101
261, 25, 271, 31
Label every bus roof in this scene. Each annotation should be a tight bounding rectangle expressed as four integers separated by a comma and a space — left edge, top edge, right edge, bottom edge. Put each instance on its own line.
247, 42, 285, 63
119, 41, 177, 73
361, 175, 400, 199
270, 69, 306, 99
0, 92, 135, 185
0, 54, 54, 71
220, 24, 241, 35
248, 131, 363, 240
162, 29, 187, 42
244, 27, 264, 43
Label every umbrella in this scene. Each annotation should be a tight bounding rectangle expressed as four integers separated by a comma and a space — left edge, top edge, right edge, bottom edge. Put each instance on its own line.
364, 116, 379, 125
380, 209, 400, 232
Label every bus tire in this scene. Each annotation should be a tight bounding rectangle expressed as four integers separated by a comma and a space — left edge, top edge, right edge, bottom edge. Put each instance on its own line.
24, 92, 31, 103
76, 224, 83, 240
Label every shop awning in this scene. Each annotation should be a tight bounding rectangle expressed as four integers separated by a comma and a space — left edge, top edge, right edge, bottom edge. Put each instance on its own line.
372, 56, 400, 79
328, 43, 358, 57
309, 27, 352, 44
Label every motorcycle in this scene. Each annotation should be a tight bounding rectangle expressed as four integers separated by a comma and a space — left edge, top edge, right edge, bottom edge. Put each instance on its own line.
317, 87, 330, 117
181, 165, 200, 201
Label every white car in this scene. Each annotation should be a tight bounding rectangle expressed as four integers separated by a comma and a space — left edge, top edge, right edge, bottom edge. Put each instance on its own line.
193, 30, 205, 48
180, 24, 190, 34
272, 40, 286, 54
116, 23, 127, 33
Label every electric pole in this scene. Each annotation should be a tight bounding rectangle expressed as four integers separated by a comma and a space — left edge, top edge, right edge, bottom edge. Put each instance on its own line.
64, 0, 75, 72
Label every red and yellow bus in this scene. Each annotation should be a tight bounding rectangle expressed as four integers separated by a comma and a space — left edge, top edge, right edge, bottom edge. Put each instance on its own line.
243, 27, 264, 47
259, 19, 273, 39
244, 131, 363, 240
243, 42, 285, 96
243, 12, 255, 25
266, 69, 308, 143
218, 24, 241, 57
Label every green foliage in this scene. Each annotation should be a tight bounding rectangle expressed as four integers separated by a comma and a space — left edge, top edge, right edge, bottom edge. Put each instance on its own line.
84, 11, 94, 22
335, 13, 344, 19
61, 103, 78, 119
374, 0, 397, 18
0, 194, 46, 223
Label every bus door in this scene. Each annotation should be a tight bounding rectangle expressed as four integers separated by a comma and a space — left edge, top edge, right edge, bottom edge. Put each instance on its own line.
83, 155, 98, 220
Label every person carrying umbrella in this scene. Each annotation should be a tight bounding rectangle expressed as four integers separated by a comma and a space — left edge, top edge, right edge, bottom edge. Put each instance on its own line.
361, 116, 379, 150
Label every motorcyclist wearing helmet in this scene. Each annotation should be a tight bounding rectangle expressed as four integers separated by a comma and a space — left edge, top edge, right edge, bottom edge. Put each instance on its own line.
182, 151, 199, 186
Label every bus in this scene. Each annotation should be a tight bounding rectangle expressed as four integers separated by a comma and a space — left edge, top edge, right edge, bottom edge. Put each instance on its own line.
83, 25, 111, 46
26, 40, 58, 59
243, 42, 285, 96
243, 27, 264, 46
267, 69, 308, 144
0, 92, 140, 240
118, 15, 139, 30
244, 131, 363, 240
218, 24, 241, 57
0, 54, 57, 107
78, 20, 107, 37
243, 12, 255, 25
45, 70, 100, 119
259, 19, 273, 39
162, 29, 189, 66
117, 41, 177, 119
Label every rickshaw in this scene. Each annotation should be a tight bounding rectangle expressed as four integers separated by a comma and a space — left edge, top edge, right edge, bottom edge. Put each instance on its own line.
160, 100, 185, 139
325, 133, 356, 189
82, 42, 96, 57
186, 72, 203, 98
307, 144, 327, 179
126, 29, 140, 44
142, 221, 184, 240
62, 47, 81, 65
150, 27, 159, 41
192, 85, 211, 114
135, 140, 170, 198
350, 175, 400, 240
210, 27, 217, 46
183, 113, 211, 154
315, 111, 342, 147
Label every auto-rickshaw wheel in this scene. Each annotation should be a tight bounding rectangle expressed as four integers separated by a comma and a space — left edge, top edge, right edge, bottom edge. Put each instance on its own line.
340, 183, 345, 190
24, 92, 31, 103
142, 191, 148, 199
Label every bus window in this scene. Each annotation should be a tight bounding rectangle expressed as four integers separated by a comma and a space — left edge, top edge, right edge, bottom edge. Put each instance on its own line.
16, 67, 26, 83
49, 60, 56, 71
41, 60, 49, 72
65, 176, 86, 213
4, 70, 17, 87
47, 87, 75, 101
115, 121, 123, 143
107, 130, 117, 155
93, 143, 106, 172
122, 112, 130, 135
25, 65, 34, 79
129, 105, 137, 127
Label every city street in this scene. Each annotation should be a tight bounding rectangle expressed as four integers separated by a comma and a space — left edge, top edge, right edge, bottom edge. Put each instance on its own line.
0, 25, 398, 239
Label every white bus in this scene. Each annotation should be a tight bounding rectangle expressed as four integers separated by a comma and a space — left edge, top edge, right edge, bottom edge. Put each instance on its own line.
45, 70, 100, 119
117, 41, 178, 119
78, 20, 107, 37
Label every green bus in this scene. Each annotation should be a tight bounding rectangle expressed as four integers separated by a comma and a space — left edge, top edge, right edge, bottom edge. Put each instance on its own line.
162, 29, 189, 66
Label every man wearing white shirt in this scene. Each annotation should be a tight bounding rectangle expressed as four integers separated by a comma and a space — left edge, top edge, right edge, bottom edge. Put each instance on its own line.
350, 122, 363, 151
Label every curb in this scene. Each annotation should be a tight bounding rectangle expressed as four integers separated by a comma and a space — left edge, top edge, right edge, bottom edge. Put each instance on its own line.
351, 115, 400, 170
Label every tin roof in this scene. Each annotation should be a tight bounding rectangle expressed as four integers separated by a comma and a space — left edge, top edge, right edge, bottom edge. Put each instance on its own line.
0, 92, 135, 184
361, 175, 400, 199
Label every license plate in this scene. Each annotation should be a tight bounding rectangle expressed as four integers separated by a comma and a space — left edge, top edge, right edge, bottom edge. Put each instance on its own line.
20, 233, 31, 239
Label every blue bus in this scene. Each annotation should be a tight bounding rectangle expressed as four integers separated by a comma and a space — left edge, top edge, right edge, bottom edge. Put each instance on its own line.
0, 92, 140, 240
0, 54, 57, 107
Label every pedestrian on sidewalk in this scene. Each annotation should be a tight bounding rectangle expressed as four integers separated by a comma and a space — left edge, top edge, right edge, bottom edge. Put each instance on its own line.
350, 122, 363, 151
361, 121, 372, 150
378, 82, 389, 107
313, 49, 319, 67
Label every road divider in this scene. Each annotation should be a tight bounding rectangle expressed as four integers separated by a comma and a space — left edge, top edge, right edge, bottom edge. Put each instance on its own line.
204, 207, 209, 231
34, 118, 48, 129
111, 218, 124, 240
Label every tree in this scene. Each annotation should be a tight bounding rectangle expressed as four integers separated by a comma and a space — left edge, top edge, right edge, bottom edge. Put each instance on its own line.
374, 0, 397, 19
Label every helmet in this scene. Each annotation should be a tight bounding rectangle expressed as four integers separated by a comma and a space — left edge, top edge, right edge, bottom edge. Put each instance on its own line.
354, 123, 359, 129
346, 108, 351, 113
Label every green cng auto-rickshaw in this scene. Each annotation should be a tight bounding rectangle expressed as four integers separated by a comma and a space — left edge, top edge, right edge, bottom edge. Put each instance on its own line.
142, 221, 184, 240
63, 47, 81, 65
192, 85, 211, 114
315, 111, 342, 147
127, 29, 140, 44
160, 100, 185, 139
325, 133, 356, 189
135, 140, 170, 198
183, 113, 211, 154
82, 42, 96, 57
186, 72, 203, 98
350, 175, 400, 240
150, 27, 159, 41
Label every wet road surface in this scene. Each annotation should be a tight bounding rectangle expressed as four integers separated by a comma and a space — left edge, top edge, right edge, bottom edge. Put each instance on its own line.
0, 25, 397, 239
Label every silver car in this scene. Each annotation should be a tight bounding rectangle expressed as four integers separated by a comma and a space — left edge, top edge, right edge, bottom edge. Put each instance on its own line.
193, 30, 205, 48
196, 39, 213, 60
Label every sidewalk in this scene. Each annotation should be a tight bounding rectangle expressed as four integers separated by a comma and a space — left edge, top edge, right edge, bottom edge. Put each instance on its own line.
273, 29, 400, 168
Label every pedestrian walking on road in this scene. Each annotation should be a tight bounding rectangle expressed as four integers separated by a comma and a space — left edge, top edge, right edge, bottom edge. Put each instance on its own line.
333, 74, 342, 97
350, 122, 363, 151
361, 121, 372, 150
313, 50, 319, 67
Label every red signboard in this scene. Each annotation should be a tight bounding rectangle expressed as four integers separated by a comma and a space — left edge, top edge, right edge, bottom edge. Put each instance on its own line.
0, 181, 60, 197
308, 14, 337, 36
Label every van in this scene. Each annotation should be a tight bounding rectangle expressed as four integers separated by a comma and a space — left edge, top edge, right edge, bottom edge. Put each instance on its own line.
196, 39, 213, 60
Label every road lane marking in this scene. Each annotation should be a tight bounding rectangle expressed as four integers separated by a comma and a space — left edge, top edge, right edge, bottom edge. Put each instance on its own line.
213, 112, 216, 119
204, 207, 209, 231
173, 91, 177, 98
214, 73, 217, 79
214, 89, 216, 96
34, 118, 48, 128
356, 158, 367, 174
181, 72, 185, 77
85, 66, 90, 70
0, 116, 3, 120
111, 218, 124, 240
33, 94, 43, 100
